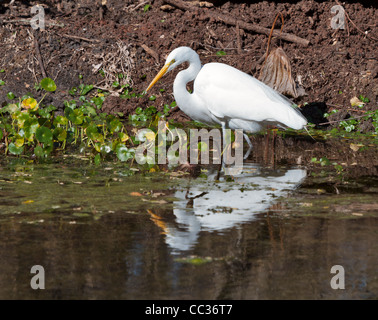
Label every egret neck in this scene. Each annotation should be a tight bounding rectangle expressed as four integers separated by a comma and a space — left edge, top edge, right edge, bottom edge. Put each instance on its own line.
172, 54, 212, 124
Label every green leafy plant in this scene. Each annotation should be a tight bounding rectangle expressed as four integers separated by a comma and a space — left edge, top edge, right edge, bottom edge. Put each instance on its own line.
358, 95, 370, 104
339, 118, 358, 133
143, 4, 151, 12
7, 92, 15, 100
0, 78, 138, 164
40, 77, 57, 92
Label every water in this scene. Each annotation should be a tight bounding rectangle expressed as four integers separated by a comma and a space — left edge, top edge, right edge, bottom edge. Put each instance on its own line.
0, 160, 377, 299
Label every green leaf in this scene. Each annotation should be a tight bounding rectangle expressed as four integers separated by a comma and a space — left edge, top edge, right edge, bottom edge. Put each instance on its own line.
143, 4, 151, 12
67, 109, 84, 125
94, 153, 101, 165
53, 115, 68, 126
91, 96, 105, 109
320, 157, 330, 166
109, 118, 122, 133
86, 124, 99, 140
36, 126, 53, 143
53, 127, 67, 141
79, 84, 93, 96
25, 118, 40, 134
64, 100, 77, 110
34, 145, 45, 158
163, 104, 170, 114
40, 77, 57, 92
358, 95, 370, 103
69, 87, 77, 96
8, 142, 24, 155
0, 80, 4, 86
116, 144, 134, 162
7, 92, 15, 100
16, 112, 31, 128
216, 50, 226, 56
145, 106, 157, 115
85, 105, 97, 116
38, 108, 52, 118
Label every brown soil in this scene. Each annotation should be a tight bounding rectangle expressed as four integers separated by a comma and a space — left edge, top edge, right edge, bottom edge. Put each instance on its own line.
0, 0, 377, 172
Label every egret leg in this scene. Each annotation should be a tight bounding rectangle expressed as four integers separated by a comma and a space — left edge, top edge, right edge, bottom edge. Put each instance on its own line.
221, 122, 227, 167
243, 133, 253, 160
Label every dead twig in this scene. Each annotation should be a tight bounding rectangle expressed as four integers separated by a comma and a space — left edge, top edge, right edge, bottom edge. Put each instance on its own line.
163, 0, 310, 46
235, 22, 242, 54
141, 44, 160, 63
88, 40, 134, 89
260, 12, 285, 78
129, 0, 150, 12
58, 33, 100, 43
318, 114, 368, 126
32, 30, 47, 79
1, 19, 64, 28
93, 85, 124, 95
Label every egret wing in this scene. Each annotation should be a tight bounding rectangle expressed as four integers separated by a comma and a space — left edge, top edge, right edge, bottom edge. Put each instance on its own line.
194, 63, 306, 130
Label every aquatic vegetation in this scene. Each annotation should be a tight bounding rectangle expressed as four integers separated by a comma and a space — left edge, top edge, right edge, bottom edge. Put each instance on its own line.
0, 78, 200, 169
0, 78, 133, 164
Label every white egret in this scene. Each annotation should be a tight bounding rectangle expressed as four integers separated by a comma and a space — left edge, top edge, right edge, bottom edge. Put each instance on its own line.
146, 46, 307, 159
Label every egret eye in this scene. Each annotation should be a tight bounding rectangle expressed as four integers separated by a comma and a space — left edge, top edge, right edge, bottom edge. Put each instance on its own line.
167, 59, 176, 69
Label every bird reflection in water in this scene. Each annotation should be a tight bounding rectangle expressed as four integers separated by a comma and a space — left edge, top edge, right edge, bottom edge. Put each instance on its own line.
148, 164, 307, 253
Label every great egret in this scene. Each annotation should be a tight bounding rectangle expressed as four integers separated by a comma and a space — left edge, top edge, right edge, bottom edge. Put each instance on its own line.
146, 46, 307, 159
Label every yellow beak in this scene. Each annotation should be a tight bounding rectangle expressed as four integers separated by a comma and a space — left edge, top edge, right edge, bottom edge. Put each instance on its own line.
146, 60, 173, 92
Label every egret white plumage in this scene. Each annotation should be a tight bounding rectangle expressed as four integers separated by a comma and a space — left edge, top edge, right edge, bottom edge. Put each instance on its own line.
146, 46, 307, 159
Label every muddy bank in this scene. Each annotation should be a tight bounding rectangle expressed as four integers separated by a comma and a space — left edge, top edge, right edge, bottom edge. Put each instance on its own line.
1, 1, 377, 118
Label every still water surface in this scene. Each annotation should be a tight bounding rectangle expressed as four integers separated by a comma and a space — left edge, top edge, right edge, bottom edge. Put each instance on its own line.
0, 160, 377, 299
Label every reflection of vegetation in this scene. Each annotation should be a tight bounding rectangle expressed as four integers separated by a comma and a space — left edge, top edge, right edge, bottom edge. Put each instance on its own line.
175, 256, 214, 265
311, 157, 344, 178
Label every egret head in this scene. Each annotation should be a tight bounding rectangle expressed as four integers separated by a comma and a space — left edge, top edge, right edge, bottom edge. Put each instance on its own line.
165, 47, 193, 72
146, 47, 196, 92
